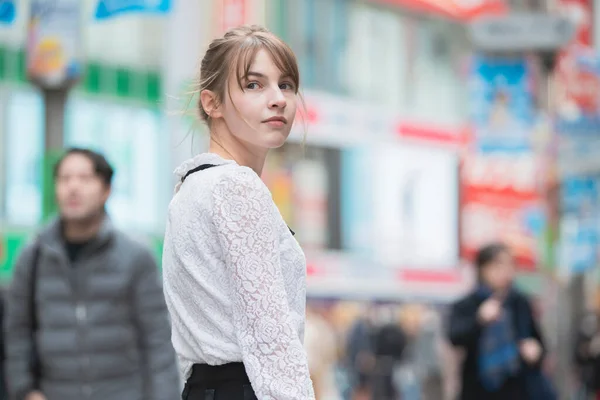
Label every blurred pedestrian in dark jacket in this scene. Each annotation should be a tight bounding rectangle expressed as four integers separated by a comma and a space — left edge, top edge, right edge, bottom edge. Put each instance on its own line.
372, 307, 406, 400
0, 289, 6, 400
447, 243, 554, 400
346, 306, 378, 399
4, 149, 179, 400
574, 294, 600, 400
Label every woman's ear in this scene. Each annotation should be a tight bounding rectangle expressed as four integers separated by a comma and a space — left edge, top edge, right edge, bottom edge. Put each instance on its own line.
200, 89, 223, 119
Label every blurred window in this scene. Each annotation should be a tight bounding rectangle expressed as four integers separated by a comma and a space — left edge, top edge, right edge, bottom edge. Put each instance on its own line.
268, 0, 349, 94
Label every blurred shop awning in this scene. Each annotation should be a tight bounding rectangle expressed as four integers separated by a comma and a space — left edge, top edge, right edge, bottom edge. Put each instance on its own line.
372, 0, 508, 21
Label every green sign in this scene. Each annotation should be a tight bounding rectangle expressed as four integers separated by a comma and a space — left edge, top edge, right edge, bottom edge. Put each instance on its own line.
0, 230, 31, 282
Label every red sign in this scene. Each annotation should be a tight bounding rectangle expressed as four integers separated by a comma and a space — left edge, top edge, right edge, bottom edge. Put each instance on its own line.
215, 0, 247, 35
371, 0, 507, 21
554, 0, 594, 115
395, 122, 471, 147
460, 153, 544, 270
559, 0, 592, 47
556, 53, 600, 114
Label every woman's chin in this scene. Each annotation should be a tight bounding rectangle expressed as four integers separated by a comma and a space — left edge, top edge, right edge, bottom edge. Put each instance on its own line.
262, 131, 290, 149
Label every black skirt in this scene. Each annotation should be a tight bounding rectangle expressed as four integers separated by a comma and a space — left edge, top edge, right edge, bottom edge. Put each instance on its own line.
182, 363, 258, 400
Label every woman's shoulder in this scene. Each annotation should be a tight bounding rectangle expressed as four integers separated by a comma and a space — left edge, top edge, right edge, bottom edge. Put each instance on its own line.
211, 165, 271, 199
177, 162, 262, 196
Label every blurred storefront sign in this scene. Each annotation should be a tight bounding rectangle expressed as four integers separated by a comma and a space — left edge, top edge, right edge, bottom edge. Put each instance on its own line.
285, 89, 466, 300
305, 251, 473, 302
460, 152, 546, 270
0, 0, 15, 25
290, 90, 466, 149
469, 14, 574, 52
395, 122, 470, 147
342, 143, 460, 270
372, 0, 507, 21
27, 0, 83, 89
94, 0, 171, 20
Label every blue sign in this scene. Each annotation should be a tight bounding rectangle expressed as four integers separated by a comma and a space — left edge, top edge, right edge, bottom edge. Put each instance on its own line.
469, 56, 534, 153
95, 0, 171, 20
562, 217, 599, 274
560, 175, 600, 274
0, 0, 15, 25
562, 176, 599, 215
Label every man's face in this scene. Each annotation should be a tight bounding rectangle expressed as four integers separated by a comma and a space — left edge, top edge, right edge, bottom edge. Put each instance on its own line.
55, 154, 110, 223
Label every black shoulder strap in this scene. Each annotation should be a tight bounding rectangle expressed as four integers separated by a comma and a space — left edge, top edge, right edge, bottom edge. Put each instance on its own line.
181, 164, 218, 183
29, 241, 41, 333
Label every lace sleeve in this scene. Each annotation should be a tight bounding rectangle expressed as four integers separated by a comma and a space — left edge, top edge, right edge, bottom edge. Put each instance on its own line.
212, 169, 315, 400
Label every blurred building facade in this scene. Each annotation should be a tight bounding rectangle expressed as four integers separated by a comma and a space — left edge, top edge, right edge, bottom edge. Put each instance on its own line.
3, 0, 597, 305
0, 0, 474, 301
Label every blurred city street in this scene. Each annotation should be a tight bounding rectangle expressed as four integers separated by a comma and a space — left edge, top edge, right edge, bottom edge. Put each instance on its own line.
1, 0, 600, 399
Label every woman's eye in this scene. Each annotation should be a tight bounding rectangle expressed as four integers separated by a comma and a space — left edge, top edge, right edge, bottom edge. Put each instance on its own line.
246, 82, 260, 90
280, 82, 295, 91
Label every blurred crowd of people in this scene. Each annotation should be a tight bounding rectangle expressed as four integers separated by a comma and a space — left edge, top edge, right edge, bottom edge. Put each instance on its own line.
304, 300, 456, 400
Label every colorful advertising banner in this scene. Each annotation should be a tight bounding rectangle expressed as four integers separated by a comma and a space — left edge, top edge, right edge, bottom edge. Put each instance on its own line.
555, 50, 600, 138
464, 55, 549, 271
552, 0, 599, 277
469, 56, 535, 153
27, 0, 83, 89
460, 152, 546, 270
94, 0, 171, 20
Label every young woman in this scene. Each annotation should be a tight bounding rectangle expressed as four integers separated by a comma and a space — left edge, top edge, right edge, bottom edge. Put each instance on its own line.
447, 243, 553, 400
162, 25, 315, 400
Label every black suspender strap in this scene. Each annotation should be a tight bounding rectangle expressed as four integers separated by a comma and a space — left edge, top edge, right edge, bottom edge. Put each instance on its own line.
181, 164, 218, 183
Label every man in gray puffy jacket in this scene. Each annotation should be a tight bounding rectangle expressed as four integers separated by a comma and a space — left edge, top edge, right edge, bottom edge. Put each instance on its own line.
5, 148, 180, 400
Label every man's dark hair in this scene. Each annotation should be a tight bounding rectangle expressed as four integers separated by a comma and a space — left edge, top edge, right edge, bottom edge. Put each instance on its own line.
53, 148, 114, 186
475, 242, 510, 270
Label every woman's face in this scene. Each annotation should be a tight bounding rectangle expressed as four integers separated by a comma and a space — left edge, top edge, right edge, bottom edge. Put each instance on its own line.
221, 49, 298, 151
481, 250, 515, 291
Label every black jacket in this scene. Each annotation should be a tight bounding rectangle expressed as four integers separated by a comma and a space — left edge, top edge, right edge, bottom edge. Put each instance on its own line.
447, 288, 546, 400
575, 312, 600, 391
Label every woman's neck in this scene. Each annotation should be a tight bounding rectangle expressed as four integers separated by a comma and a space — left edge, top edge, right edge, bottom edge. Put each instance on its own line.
208, 125, 268, 175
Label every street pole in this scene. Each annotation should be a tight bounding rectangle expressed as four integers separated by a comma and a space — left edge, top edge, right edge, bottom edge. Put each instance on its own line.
26, 0, 82, 221
41, 88, 68, 220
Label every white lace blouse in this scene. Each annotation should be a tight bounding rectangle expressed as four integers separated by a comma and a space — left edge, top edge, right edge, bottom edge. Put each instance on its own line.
162, 153, 315, 400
